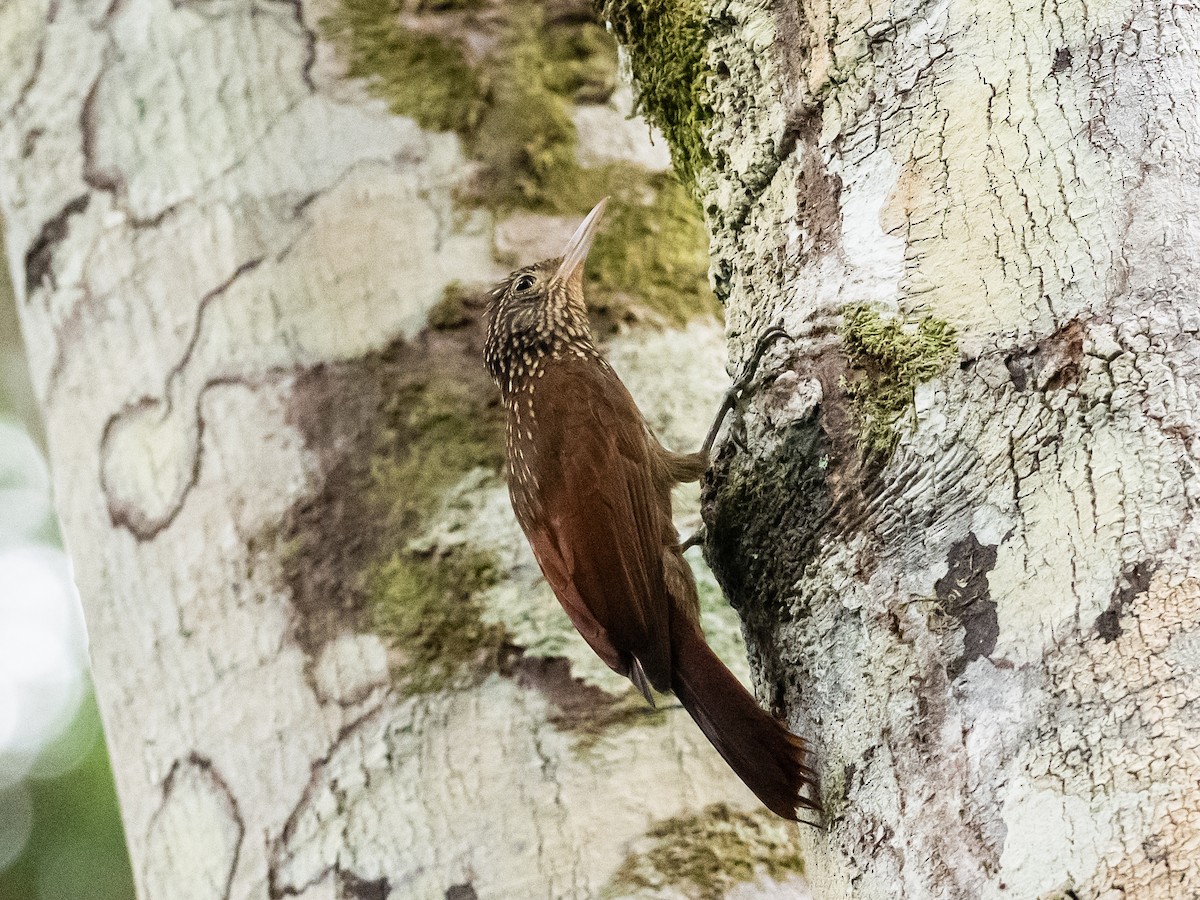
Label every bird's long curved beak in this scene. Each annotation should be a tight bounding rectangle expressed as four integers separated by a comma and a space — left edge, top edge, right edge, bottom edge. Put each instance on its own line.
554, 197, 608, 285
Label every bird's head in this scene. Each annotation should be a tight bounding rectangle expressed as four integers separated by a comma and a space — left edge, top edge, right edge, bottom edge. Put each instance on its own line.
484, 198, 607, 386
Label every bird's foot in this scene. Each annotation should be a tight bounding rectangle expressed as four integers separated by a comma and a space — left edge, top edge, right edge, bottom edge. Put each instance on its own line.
701, 325, 791, 458
732, 325, 790, 396
679, 526, 707, 552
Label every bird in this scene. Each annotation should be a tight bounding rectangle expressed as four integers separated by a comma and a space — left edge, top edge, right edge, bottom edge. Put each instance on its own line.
483, 198, 821, 820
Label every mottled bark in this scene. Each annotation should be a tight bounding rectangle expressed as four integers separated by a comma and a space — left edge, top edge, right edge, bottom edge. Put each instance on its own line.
0, 0, 808, 898
673, 1, 1200, 897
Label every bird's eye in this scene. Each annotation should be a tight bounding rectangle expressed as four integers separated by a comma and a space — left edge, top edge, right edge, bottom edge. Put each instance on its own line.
513, 274, 536, 293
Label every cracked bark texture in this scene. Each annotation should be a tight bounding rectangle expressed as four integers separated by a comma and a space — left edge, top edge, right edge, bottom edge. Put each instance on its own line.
678, 1, 1200, 898
0, 1, 808, 898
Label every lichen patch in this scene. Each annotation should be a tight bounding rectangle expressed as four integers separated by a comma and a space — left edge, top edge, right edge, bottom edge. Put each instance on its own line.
840, 305, 957, 457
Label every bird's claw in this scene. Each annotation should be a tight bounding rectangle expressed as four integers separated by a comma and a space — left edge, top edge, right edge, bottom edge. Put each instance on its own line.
680, 526, 706, 552
701, 324, 792, 457
730, 324, 790, 395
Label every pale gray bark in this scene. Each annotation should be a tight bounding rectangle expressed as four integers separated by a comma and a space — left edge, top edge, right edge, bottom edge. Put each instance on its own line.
0, 1, 808, 898
690, 2, 1200, 898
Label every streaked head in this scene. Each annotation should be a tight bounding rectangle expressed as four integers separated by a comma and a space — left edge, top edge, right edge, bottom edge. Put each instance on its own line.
484, 198, 607, 386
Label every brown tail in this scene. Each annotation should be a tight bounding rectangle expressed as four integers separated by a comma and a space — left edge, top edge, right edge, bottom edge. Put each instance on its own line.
670, 622, 821, 820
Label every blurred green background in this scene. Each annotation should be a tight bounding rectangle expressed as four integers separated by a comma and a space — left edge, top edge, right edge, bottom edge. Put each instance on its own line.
0, 228, 136, 899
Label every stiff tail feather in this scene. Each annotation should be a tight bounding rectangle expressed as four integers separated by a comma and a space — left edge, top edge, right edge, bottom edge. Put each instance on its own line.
670, 623, 821, 820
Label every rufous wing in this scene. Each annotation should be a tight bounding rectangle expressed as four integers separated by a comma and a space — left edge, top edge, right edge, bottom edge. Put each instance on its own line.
515, 357, 676, 692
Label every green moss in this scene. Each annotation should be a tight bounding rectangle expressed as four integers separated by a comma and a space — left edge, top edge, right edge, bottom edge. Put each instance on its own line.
468, 7, 583, 209
585, 173, 719, 323
367, 550, 511, 694
841, 306, 956, 456
595, 0, 712, 191
463, 3, 715, 319
371, 376, 505, 528
361, 376, 510, 692
321, 0, 481, 132
541, 20, 620, 103
485, 159, 717, 322
321, 0, 717, 322
567, 691, 671, 752
276, 336, 511, 690
461, 6, 632, 212
304, 355, 511, 691
321, 0, 623, 212
427, 281, 470, 330
465, 7, 624, 211
608, 803, 803, 899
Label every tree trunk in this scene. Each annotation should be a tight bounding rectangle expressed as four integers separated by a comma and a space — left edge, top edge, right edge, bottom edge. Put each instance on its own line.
0, 1, 810, 898
616, 1, 1199, 897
